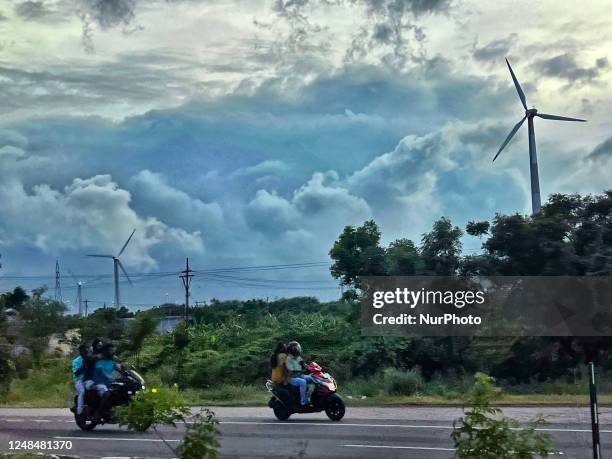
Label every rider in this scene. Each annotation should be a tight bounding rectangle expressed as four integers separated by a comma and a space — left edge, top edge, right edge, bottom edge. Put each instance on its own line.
72, 344, 92, 415
270, 342, 289, 385
92, 343, 121, 419
285, 341, 313, 406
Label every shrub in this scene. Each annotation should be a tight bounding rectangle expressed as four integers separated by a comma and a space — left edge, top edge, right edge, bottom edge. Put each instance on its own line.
383, 368, 422, 395
451, 373, 553, 458
177, 408, 220, 459
117, 386, 189, 432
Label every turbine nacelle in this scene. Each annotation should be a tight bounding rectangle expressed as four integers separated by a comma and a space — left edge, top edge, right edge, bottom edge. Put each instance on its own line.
526, 108, 538, 117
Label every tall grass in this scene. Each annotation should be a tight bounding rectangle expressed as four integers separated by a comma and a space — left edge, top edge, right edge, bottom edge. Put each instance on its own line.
4, 357, 72, 407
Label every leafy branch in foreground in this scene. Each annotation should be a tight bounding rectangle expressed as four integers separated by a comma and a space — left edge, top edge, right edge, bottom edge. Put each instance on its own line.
451, 373, 553, 458
178, 408, 220, 459
117, 386, 220, 458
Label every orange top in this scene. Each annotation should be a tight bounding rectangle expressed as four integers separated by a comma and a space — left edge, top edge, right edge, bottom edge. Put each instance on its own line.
271, 353, 288, 384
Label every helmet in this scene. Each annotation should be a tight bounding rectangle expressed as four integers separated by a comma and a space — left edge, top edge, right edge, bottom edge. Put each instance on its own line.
287, 341, 302, 357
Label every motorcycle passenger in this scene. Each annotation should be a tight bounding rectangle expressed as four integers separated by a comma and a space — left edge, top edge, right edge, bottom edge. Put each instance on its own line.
93, 343, 121, 418
270, 342, 289, 385
285, 341, 313, 406
72, 344, 94, 415
91, 338, 103, 357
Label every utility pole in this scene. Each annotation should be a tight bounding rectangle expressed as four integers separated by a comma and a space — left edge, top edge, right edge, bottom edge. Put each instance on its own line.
589, 362, 601, 458
84, 299, 89, 317
76, 281, 83, 316
180, 258, 193, 323
54, 260, 62, 301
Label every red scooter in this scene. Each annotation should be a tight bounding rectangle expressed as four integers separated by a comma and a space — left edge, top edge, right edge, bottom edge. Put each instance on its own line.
267, 362, 346, 421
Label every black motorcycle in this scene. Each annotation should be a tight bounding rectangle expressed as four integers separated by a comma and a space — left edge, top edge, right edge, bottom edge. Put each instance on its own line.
72, 366, 145, 431
267, 362, 345, 421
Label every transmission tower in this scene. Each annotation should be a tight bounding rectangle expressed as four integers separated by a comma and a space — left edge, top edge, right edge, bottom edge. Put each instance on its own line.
54, 260, 62, 301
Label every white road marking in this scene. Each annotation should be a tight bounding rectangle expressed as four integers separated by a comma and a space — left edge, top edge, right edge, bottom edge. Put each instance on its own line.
219, 420, 612, 434
0, 418, 606, 434
344, 445, 565, 455
54, 436, 180, 442
345, 444, 455, 451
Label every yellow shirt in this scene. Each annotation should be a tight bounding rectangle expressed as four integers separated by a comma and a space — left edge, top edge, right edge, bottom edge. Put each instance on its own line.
271, 353, 288, 384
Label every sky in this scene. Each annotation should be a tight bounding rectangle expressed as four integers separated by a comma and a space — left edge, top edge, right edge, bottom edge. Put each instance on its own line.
0, 0, 610, 311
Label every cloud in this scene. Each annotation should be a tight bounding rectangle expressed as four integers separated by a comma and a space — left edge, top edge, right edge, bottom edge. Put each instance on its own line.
533, 53, 609, 83
472, 36, 514, 63
587, 136, 612, 160
0, 149, 203, 269
128, 169, 224, 233
14, 1, 52, 20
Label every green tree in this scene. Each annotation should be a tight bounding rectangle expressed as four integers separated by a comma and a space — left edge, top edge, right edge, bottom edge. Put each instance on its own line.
127, 312, 158, 363
329, 220, 386, 292
385, 238, 420, 275
420, 217, 463, 275
466, 220, 490, 238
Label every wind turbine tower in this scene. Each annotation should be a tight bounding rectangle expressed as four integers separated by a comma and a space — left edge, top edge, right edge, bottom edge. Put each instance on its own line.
494, 58, 586, 214
86, 229, 135, 307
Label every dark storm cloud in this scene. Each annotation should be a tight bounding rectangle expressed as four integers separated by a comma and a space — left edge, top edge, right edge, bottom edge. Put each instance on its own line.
360, 0, 451, 17
472, 36, 514, 63
80, 0, 136, 29
14, 1, 56, 20
533, 53, 609, 83
587, 136, 612, 160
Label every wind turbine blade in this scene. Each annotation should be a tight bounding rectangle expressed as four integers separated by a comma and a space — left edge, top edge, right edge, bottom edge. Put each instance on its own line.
117, 260, 133, 286
506, 58, 527, 110
86, 254, 114, 258
536, 113, 586, 122
493, 116, 526, 162
117, 229, 136, 257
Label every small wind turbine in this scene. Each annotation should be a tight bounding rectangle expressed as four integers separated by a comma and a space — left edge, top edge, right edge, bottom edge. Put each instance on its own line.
65, 268, 102, 316
86, 229, 135, 307
493, 58, 586, 214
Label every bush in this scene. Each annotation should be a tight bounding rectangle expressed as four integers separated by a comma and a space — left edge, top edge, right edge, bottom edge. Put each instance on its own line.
117, 386, 189, 432
383, 368, 422, 395
177, 408, 220, 459
451, 373, 553, 458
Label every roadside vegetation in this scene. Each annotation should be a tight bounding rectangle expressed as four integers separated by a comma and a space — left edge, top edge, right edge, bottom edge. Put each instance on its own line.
1, 191, 611, 409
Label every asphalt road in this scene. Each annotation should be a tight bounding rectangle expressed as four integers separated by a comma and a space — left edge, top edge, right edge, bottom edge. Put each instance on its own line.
1, 406, 610, 458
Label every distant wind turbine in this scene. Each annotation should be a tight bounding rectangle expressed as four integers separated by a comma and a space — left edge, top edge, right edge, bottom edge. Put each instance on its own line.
494, 58, 586, 214
86, 229, 135, 307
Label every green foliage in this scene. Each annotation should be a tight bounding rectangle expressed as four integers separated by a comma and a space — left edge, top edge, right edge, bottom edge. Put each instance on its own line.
420, 217, 463, 275
177, 408, 220, 459
385, 238, 420, 275
451, 373, 553, 458
466, 220, 490, 238
127, 312, 158, 361
117, 386, 189, 432
3, 356, 72, 406
0, 287, 29, 310
329, 219, 385, 289
383, 368, 423, 395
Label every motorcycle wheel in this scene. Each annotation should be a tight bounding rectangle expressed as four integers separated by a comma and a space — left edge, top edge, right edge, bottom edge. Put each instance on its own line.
74, 412, 98, 431
325, 394, 345, 421
273, 403, 291, 421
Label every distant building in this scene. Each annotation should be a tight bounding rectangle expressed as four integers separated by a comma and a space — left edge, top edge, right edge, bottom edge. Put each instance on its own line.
157, 315, 191, 333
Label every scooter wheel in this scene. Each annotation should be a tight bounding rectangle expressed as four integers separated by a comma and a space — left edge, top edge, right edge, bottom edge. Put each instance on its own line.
325, 394, 345, 421
273, 403, 291, 421
74, 412, 98, 431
